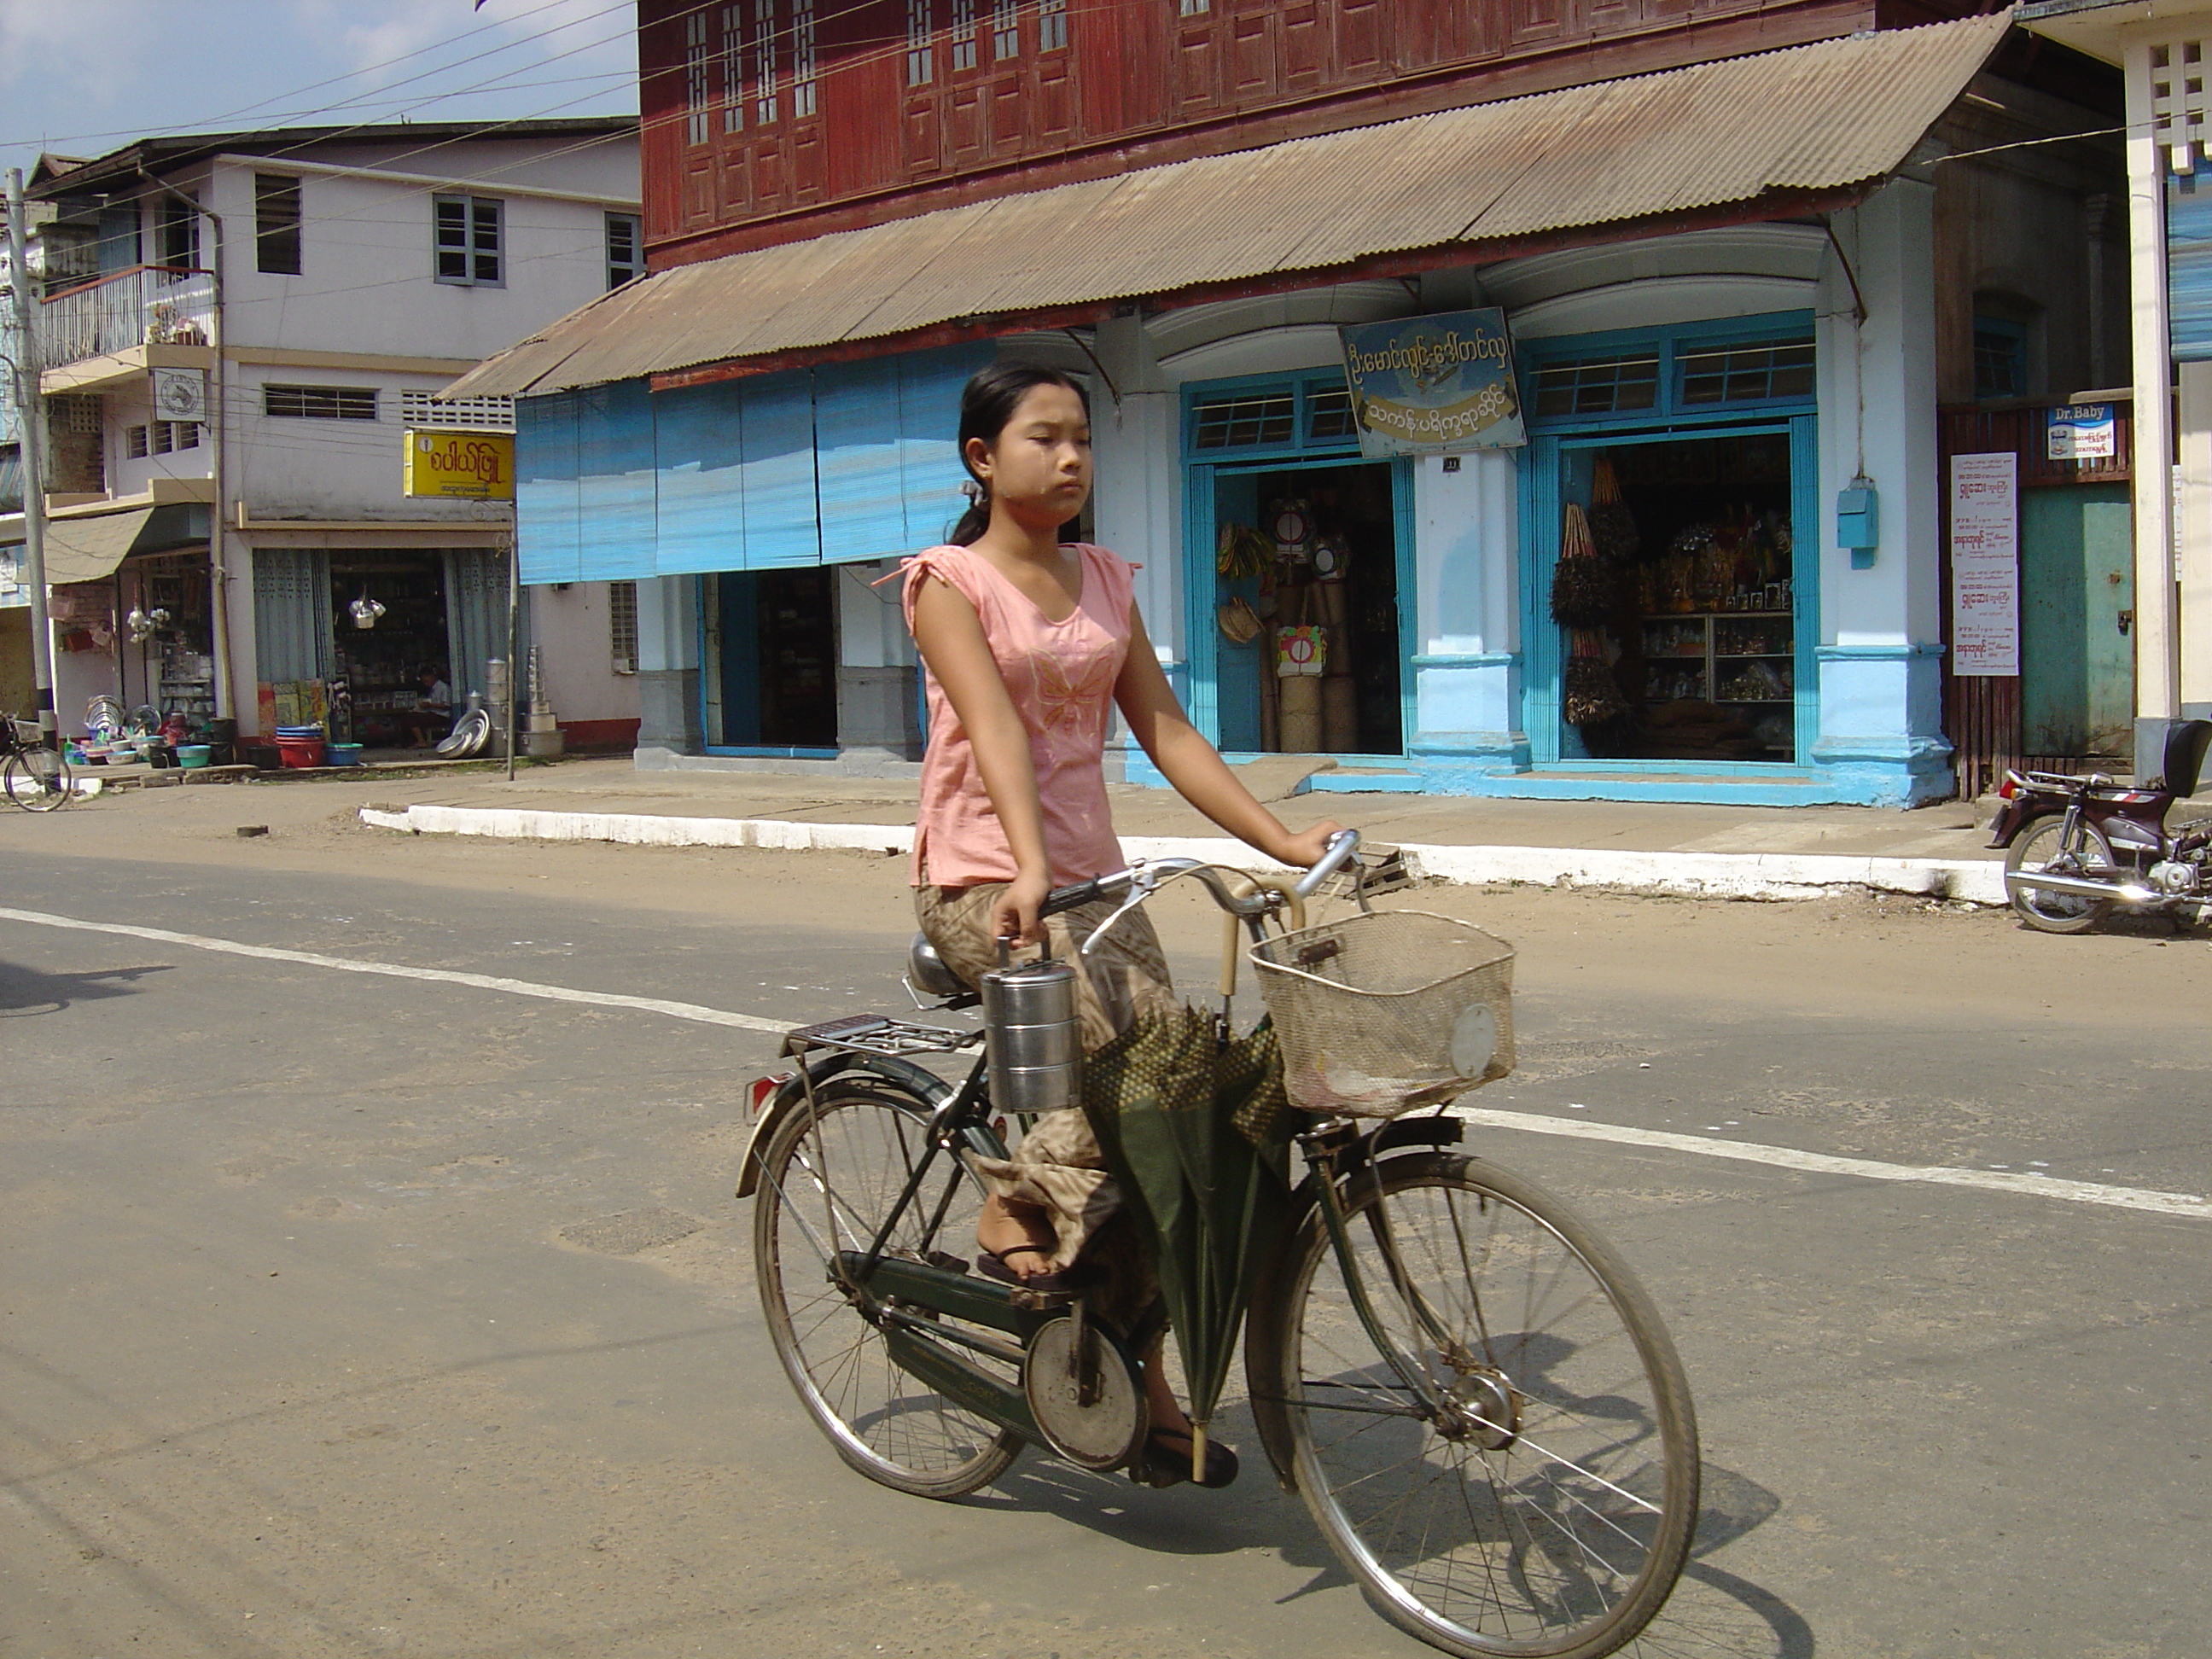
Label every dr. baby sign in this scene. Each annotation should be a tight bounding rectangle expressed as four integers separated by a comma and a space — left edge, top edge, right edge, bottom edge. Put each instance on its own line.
402, 428, 515, 500
1338, 308, 1526, 457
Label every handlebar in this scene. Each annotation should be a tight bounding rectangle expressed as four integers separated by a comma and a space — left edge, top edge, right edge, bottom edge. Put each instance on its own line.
1040, 830, 1362, 926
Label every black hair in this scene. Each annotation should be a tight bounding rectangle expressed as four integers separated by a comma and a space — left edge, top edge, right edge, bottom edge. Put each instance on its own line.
947, 362, 1090, 546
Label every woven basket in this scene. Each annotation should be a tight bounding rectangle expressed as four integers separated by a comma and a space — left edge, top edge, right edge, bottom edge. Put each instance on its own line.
1249, 911, 1516, 1117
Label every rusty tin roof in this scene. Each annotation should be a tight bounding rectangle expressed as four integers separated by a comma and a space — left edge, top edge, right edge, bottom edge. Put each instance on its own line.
450, 12, 2009, 399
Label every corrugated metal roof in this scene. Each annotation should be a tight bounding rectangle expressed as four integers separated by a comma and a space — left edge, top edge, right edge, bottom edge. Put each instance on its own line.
451, 13, 2009, 399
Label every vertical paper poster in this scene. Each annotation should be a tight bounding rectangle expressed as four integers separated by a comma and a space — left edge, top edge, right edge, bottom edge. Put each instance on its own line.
1338, 308, 1525, 457
1950, 451, 2020, 678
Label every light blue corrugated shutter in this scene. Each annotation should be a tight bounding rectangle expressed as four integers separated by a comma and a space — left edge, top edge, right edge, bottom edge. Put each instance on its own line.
814, 360, 907, 564
575, 380, 657, 580
515, 392, 582, 585
897, 344, 990, 554
736, 370, 819, 569
653, 379, 745, 574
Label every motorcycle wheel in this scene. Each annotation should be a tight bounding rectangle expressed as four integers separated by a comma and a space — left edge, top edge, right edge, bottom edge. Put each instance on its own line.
2005, 818, 2117, 934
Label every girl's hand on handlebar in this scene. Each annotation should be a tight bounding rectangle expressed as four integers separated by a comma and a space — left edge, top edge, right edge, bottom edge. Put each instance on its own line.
1272, 819, 1348, 871
991, 870, 1051, 947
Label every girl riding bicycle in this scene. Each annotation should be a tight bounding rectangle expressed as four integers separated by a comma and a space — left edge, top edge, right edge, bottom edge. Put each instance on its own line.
901, 362, 1342, 1485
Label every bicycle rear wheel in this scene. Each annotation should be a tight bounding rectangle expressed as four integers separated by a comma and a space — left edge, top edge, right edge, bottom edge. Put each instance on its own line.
4, 746, 71, 812
753, 1074, 1022, 1499
1254, 1151, 1698, 1659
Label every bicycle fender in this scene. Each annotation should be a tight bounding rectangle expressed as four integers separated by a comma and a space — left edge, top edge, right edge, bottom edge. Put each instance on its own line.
734, 1050, 956, 1199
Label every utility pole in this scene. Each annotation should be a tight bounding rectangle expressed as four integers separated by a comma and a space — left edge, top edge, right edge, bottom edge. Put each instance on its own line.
4, 167, 56, 748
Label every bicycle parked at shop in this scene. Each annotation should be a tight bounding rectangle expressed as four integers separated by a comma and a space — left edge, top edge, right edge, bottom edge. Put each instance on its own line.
740, 831, 1699, 1659
1, 716, 71, 812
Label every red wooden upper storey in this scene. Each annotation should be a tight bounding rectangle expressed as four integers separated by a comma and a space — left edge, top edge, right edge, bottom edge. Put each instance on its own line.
637, 0, 1983, 269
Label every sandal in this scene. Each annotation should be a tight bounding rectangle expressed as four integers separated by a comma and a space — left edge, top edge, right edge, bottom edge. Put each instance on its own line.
974, 1245, 1086, 1295
1133, 1426, 1238, 1490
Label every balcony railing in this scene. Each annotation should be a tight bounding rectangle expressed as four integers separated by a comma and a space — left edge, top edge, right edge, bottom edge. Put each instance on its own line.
38, 265, 214, 367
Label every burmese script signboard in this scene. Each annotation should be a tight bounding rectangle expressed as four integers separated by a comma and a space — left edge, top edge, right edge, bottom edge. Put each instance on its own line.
403, 428, 515, 500
1950, 451, 2020, 678
1339, 309, 1525, 457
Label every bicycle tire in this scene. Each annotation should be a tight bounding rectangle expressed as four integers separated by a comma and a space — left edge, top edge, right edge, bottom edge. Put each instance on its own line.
2005, 818, 2116, 934
753, 1074, 1022, 1499
4, 747, 71, 812
1251, 1151, 1698, 1659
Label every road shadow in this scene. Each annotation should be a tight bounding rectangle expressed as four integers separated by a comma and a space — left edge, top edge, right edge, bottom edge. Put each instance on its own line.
975, 1438, 1810, 1658
0, 958, 173, 1016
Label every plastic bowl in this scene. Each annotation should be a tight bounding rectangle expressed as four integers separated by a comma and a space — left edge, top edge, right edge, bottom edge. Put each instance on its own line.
176, 744, 212, 769
323, 742, 364, 768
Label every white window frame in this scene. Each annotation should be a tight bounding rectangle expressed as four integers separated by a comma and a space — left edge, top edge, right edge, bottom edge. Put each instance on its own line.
434, 194, 504, 288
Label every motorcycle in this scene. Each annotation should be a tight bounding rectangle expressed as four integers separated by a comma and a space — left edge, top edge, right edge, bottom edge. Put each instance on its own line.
1988, 719, 2212, 934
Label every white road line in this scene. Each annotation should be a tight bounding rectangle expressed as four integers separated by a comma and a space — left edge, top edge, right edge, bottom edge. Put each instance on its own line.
9, 903, 2201, 1220
0, 905, 795, 1036
1452, 1106, 2210, 1220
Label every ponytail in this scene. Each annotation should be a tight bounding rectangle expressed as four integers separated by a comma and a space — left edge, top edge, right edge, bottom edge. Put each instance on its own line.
946, 361, 1090, 546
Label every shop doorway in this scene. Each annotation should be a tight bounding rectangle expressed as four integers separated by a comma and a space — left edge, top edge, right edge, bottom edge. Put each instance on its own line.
2019, 484, 2133, 760
1557, 430, 1802, 763
329, 552, 451, 746
1209, 461, 1405, 755
707, 567, 837, 751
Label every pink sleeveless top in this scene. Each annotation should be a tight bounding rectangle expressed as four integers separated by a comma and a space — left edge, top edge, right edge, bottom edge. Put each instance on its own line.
900, 542, 1135, 888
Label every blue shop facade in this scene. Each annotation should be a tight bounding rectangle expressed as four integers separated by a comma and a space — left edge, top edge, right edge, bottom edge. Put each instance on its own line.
515, 192, 1955, 807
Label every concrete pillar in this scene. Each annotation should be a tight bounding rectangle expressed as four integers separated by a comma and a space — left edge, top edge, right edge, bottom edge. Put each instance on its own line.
632, 573, 701, 760
2179, 364, 2212, 715
1407, 448, 1526, 776
2124, 39, 2184, 765
835, 560, 918, 758
1811, 183, 1953, 805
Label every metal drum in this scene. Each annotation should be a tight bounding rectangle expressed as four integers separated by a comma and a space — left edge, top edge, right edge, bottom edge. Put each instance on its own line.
981, 954, 1081, 1116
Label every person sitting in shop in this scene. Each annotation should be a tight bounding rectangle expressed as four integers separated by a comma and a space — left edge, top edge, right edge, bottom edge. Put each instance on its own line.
399, 665, 454, 749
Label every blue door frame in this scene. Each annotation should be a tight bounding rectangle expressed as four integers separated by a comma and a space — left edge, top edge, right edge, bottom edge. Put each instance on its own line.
1179, 372, 1418, 760
1521, 415, 1820, 770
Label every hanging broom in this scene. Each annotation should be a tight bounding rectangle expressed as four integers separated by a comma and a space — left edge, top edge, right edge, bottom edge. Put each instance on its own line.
1549, 501, 1613, 627
1589, 455, 1641, 567
1563, 628, 1628, 726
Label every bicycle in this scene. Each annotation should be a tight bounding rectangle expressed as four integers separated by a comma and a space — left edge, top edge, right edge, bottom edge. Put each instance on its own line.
0, 716, 72, 812
740, 833, 1698, 1659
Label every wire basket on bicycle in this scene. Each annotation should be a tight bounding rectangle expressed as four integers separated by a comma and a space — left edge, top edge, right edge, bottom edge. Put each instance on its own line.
1249, 911, 1514, 1117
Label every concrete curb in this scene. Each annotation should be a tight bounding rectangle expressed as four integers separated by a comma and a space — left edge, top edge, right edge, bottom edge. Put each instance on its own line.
358, 804, 2008, 905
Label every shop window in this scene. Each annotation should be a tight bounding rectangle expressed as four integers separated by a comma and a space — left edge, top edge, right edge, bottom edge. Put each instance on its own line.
1533, 353, 1660, 417
992, 0, 1021, 59
254, 174, 302, 276
720, 6, 746, 133
752, 0, 780, 125
434, 195, 504, 287
907, 0, 935, 84
266, 384, 378, 421
1974, 316, 2029, 401
1181, 0, 1209, 14
605, 212, 644, 289
125, 422, 201, 457
1679, 339, 1813, 406
952, 0, 979, 69
1039, 0, 1068, 51
791, 0, 818, 115
1193, 392, 1295, 449
609, 580, 639, 674
1306, 387, 1356, 442
685, 10, 713, 145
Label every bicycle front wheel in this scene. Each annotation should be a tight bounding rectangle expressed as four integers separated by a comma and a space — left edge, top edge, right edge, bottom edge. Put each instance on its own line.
753, 1074, 1022, 1499
1255, 1151, 1698, 1659
4, 746, 71, 812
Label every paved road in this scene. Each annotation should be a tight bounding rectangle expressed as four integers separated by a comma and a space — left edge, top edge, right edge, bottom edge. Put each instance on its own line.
3, 835, 2207, 1658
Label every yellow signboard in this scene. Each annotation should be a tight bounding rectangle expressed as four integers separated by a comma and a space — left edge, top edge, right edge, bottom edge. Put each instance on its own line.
403, 428, 515, 500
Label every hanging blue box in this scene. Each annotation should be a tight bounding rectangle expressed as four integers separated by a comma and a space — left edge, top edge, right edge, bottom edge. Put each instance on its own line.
1837, 480, 1879, 568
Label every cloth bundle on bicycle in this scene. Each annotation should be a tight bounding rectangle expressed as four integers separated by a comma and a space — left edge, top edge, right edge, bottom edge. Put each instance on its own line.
1081, 1007, 1295, 1482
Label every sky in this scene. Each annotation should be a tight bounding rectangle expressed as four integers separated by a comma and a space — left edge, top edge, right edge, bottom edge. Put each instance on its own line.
0, 0, 640, 186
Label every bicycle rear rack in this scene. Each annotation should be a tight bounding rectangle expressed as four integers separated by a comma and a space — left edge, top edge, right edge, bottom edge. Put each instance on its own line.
781, 1013, 985, 1060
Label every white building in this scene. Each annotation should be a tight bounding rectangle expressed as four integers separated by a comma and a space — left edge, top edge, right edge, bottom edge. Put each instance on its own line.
0, 117, 644, 752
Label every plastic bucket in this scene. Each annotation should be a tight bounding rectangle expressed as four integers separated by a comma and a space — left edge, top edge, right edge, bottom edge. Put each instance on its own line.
276, 736, 326, 769
177, 744, 212, 770
323, 742, 364, 768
